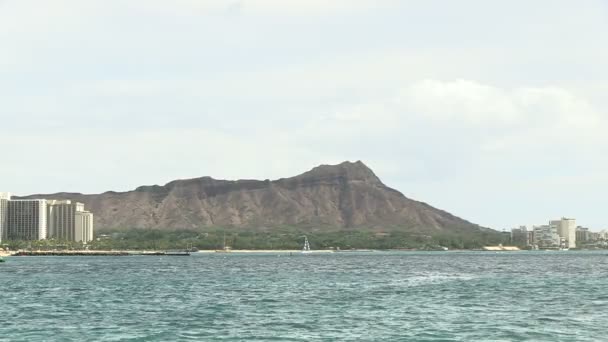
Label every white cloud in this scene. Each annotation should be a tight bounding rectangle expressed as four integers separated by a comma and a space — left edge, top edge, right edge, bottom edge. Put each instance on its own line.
235, 0, 396, 14
399, 79, 521, 124
135, 0, 394, 15
302, 79, 606, 147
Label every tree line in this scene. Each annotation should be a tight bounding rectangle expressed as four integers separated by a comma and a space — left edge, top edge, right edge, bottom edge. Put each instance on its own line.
1, 226, 508, 251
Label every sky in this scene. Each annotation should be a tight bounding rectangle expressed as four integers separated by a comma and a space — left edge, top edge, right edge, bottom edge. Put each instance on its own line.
1, 0, 607, 230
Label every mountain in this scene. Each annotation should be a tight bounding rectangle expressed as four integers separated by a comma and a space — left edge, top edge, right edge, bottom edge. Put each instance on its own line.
21, 161, 487, 234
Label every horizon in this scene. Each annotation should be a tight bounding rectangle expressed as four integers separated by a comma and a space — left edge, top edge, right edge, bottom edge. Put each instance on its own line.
1, 1, 607, 230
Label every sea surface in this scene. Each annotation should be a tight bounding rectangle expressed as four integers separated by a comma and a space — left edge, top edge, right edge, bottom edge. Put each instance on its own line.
1, 251, 607, 341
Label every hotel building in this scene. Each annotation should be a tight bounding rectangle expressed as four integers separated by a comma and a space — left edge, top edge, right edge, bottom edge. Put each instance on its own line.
576, 226, 590, 243
47, 200, 94, 242
550, 218, 576, 249
533, 224, 560, 248
0, 192, 10, 243
47, 200, 77, 240
75, 211, 94, 243
7, 199, 48, 241
510, 226, 529, 246
0, 192, 94, 243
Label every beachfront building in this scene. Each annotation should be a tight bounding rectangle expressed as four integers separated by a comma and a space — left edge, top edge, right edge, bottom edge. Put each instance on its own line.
576, 226, 590, 244
0, 192, 95, 242
6, 199, 47, 240
533, 225, 560, 248
0, 192, 10, 243
527, 230, 535, 247
47, 200, 94, 243
47, 200, 90, 241
510, 226, 529, 246
550, 218, 576, 249
75, 211, 94, 243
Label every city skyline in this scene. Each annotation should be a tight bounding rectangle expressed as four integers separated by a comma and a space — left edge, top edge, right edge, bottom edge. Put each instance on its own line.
508, 221, 608, 234
0, 192, 94, 243
508, 219, 608, 237
510, 217, 608, 249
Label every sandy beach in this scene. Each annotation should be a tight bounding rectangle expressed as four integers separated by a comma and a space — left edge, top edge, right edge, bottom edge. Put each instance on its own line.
0, 249, 337, 256
198, 250, 335, 254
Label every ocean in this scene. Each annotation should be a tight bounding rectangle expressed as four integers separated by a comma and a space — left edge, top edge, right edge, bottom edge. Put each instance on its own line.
1, 251, 606, 341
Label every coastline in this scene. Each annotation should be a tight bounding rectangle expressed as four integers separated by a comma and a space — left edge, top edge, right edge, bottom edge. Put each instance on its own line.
199, 249, 335, 253
1, 249, 596, 257
2, 249, 339, 256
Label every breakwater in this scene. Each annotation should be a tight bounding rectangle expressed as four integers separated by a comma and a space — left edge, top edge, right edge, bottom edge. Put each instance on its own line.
11, 250, 190, 257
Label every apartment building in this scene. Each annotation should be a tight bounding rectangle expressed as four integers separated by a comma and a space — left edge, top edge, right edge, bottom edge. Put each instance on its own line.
6, 199, 47, 240
0, 192, 10, 243
47, 200, 85, 241
510, 226, 529, 246
0, 192, 94, 242
75, 211, 94, 243
550, 218, 576, 249
533, 225, 560, 248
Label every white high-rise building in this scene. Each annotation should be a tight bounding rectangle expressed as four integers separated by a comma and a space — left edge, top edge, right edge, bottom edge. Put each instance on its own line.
75, 211, 94, 243
534, 224, 560, 248
0, 192, 11, 243
47, 200, 86, 241
550, 218, 576, 249
0, 193, 95, 242
7, 199, 47, 240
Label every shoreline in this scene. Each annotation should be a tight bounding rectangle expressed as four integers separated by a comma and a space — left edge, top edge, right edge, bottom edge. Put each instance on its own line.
198, 249, 335, 253
2, 249, 338, 256
2, 249, 381, 256
4, 248, 594, 257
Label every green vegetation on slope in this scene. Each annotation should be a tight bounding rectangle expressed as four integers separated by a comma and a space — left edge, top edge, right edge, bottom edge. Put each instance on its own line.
2, 227, 508, 251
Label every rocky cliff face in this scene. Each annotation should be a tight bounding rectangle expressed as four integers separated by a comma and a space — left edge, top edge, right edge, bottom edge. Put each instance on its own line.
22, 161, 484, 233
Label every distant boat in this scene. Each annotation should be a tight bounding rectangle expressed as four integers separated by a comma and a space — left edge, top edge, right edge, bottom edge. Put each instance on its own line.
302, 236, 311, 254
0, 257, 5, 263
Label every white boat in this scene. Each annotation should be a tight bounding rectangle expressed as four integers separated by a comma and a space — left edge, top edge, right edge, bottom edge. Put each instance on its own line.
302, 236, 311, 254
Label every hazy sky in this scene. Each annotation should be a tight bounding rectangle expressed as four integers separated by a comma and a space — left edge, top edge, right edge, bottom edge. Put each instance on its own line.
1, 0, 607, 230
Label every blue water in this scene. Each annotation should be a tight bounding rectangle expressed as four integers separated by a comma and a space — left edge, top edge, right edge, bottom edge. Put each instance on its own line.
1, 251, 607, 341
